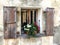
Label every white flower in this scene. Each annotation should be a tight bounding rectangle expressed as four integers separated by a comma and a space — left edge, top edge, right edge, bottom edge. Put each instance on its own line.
27, 24, 31, 27
24, 28, 29, 31
24, 26, 25, 27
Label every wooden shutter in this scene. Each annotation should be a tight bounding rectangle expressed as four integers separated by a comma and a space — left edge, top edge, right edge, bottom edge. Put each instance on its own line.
4, 7, 17, 39
46, 8, 54, 36
7, 23, 16, 38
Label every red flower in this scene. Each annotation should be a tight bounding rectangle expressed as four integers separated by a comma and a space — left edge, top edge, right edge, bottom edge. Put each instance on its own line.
34, 22, 40, 33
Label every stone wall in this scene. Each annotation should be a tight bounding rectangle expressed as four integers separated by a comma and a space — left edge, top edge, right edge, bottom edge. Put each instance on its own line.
0, 0, 60, 34
3, 36, 53, 45
53, 25, 60, 45
0, 0, 60, 45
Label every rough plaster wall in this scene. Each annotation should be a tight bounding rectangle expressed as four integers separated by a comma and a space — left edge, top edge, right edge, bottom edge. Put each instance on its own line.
53, 8, 60, 44
0, 0, 60, 45
0, 0, 56, 37
16, 7, 21, 35
40, 0, 52, 10
51, 0, 60, 44
0, 6, 3, 30
54, 8, 60, 26
53, 25, 60, 45
0, 0, 57, 34
3, 36, 53, 45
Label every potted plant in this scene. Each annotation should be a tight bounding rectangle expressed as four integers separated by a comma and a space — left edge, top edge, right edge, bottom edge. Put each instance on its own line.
24, 23, 38, 37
